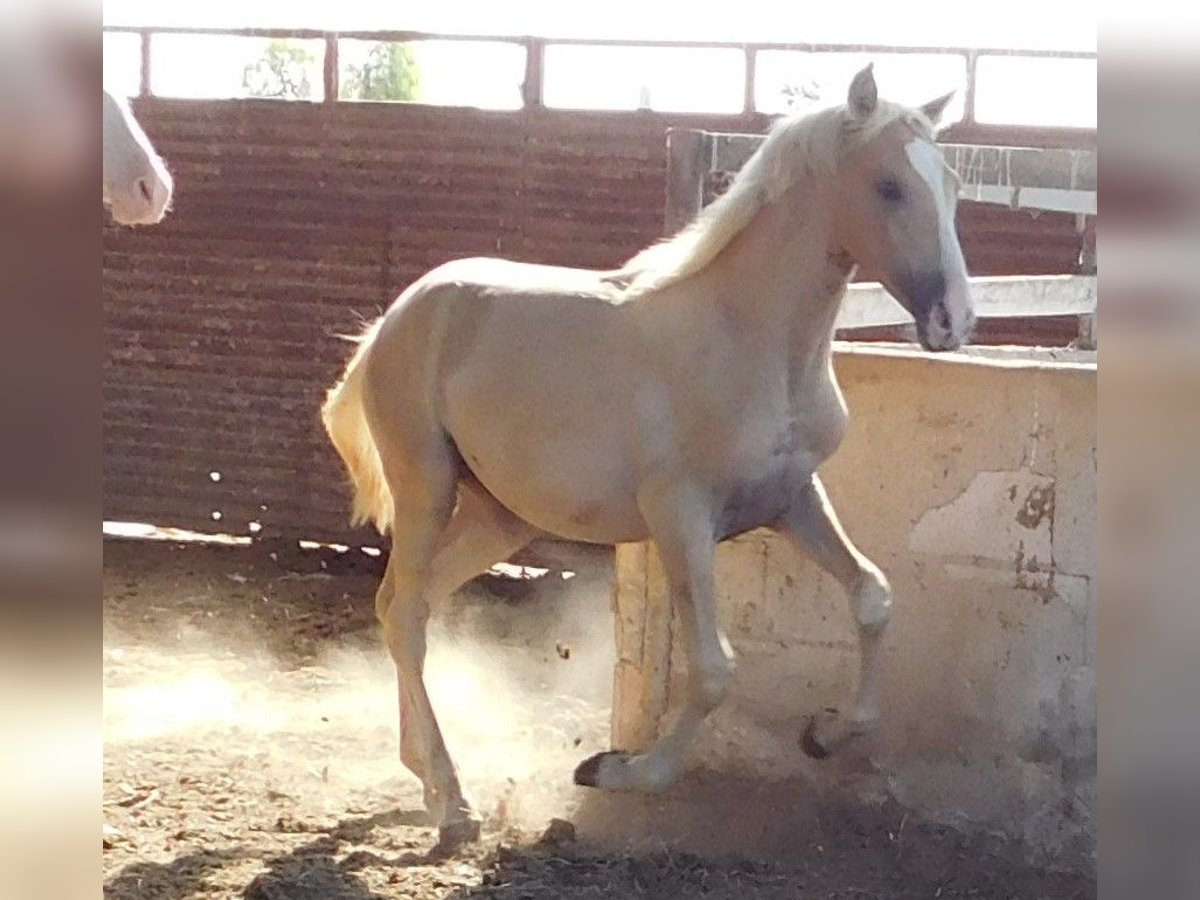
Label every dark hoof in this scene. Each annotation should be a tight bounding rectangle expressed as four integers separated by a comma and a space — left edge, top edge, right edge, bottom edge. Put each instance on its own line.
801, 717, 831, 760
435, 817, 481, 853
573, 750, 628, 787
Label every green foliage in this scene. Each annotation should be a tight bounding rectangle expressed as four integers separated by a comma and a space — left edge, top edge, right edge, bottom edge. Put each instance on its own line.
242, 39, 316, 100
780, 79, 822, 112
342, 43, 421, 102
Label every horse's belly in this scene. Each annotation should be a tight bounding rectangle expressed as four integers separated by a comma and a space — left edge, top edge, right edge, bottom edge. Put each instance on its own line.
468, 465, 648, 545
448, 420, 648, 544
435, 297, 649, 542
496, 486, 648, 544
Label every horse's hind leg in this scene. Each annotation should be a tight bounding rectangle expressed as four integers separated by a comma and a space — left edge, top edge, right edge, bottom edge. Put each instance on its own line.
424, 478, 541, 606
776, 474, 892, 758
374, 434, 482, 848
393, 479, 539, 810
380, 471, 539, 847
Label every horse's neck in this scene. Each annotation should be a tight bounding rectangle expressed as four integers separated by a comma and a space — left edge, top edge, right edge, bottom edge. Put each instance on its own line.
706, 182, 850, 373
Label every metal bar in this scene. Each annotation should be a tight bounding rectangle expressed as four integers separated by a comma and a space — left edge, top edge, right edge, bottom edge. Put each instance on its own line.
323, 32, 338, 103
100, 24, 1096, 61
105, 23, 1094, 141
743, 46, 756, 117
523, 38, 545, 109
664, 129, 712, 235
139, 29, 151, 97
963, 49, 979, 125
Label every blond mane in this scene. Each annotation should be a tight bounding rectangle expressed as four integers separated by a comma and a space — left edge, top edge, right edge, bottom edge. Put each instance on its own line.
609, 100, 936, 298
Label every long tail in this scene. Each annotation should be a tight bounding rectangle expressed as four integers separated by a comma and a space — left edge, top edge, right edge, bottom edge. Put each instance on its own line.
321, 318, 394, 535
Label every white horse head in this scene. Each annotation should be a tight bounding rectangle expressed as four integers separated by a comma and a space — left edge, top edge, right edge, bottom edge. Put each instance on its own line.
102, 88, 173, 226
830, 65, 975, 350
0, 34, 89, 193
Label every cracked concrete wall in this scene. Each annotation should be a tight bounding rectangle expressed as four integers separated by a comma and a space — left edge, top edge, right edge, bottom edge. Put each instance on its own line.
611, 345, 1096, 868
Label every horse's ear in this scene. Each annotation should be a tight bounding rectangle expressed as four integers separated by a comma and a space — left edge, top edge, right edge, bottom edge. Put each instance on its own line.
847, 63, 877, 119
920, 90, 955, 126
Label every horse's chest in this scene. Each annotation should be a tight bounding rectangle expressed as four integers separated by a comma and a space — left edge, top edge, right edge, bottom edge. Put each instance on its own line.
711, 402, 847, 540
716, 464, 797, 540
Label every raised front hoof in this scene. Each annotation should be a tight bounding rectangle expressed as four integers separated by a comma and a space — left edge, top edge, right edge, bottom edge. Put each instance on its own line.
434, 817, 481, 854
573, 750, 630, 788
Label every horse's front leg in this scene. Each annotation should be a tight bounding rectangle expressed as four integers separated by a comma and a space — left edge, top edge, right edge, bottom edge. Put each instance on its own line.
575, 483, 732, 792
775, 474, 893, 758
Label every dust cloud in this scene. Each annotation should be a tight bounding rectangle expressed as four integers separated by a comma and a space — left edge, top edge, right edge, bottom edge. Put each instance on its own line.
103, 569, 617, 835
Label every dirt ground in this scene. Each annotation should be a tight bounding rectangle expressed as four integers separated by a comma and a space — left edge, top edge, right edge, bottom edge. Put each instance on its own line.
103, 535, 1096, 899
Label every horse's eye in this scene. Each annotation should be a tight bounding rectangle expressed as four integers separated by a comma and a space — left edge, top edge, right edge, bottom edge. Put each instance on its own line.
877, 178, 904, 203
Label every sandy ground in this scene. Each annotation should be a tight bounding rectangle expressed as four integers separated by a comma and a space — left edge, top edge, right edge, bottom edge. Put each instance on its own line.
103, 536, 1095, 898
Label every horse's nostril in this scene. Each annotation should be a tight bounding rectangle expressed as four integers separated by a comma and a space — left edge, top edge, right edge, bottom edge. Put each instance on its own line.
137, 178, 153, 203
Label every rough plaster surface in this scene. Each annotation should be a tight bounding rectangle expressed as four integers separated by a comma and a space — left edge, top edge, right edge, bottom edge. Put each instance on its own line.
611, 347, 1096, 871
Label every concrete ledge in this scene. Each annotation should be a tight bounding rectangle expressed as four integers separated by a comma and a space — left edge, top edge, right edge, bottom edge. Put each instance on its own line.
832, 340, 1098, 369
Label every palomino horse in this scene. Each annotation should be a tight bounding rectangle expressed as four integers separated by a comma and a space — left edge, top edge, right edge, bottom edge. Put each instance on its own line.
103, 88, 173, 226
323, 64, 975, 846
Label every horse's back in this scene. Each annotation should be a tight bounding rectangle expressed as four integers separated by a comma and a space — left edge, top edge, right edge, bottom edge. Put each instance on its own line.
408, 256, 624, 304
365, 256, 650, 542
370, 255, 635, 403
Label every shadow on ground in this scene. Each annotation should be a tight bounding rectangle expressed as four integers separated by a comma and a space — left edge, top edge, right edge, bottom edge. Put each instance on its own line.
104, 848, 247, 899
